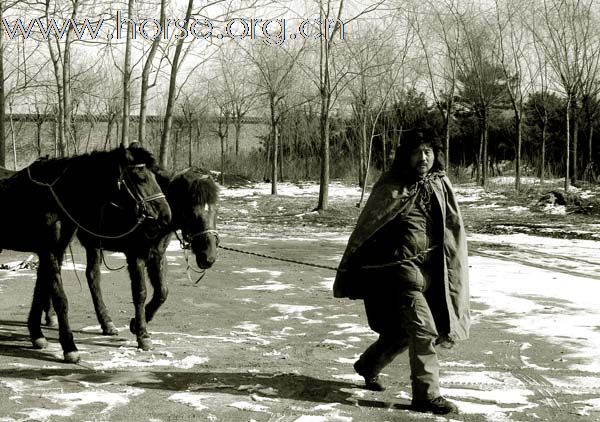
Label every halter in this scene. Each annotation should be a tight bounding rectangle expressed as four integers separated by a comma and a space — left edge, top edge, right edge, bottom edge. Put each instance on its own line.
177, 229, 220, 250
111, 163, 167, 222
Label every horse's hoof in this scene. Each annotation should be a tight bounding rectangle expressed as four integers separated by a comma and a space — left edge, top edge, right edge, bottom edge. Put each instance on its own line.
64, 351, 81, 364
45, 315, 58, 328
129, 318, 136, 335
137, 337, 152, 351
32, 337, 48, 349
102, 322, 119, 336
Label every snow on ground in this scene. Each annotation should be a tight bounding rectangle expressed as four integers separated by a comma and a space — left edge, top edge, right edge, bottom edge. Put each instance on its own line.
220, 181, 364, 200
469, 232, 600, 262
3, 180, 600, 421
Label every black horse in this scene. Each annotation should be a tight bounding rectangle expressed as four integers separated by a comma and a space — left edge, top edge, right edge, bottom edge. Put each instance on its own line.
0, 145, 171, 363
46, 166, 219, 350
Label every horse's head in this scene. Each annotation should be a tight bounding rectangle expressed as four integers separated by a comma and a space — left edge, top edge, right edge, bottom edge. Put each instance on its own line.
168, 168, 219, 269
111, 144, 172, 230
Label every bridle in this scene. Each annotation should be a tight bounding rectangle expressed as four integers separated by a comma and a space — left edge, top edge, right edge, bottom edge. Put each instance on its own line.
176, 229, 220, 250
110, 163, 167, 222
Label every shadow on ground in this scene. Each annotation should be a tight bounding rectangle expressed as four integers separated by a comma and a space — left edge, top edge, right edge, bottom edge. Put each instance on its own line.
0, 366, 412, 410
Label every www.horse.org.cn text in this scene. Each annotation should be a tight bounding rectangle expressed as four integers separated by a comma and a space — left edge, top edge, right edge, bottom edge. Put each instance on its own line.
2, 13, 348, 46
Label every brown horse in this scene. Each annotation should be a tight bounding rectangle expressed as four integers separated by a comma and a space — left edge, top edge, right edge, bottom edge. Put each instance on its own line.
46, 166, 218, 350
0, 145, 171, 363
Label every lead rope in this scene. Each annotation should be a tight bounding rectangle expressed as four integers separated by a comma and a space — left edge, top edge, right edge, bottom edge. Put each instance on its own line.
216, 244, 339, 271
182, 247, 207, 284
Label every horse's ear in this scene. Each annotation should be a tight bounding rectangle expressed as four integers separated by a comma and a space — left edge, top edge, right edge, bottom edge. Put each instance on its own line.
118, 143, 133, 164
129, 141, 141, 149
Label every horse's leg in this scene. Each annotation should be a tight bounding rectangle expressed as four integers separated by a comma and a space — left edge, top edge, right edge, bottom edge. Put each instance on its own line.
85, 247, 118, 335
43, 291, 58, 328
127, 255, 152, 350
28, 257, 50, 349
31, 252, 80, 363
144, 245, 168, 324
50, 251, 80, 363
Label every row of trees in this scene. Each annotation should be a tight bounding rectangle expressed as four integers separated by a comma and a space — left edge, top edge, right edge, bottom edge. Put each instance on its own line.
1, 0, 599, 211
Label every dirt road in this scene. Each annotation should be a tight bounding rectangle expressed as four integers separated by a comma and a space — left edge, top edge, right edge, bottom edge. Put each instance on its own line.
1, 183, 599, 421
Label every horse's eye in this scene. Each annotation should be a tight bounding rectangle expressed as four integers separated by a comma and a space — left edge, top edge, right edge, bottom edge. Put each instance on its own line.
131, 168, 147, 181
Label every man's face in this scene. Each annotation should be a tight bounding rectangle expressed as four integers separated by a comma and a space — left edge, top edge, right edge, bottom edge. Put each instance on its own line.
408, 144, 435, 177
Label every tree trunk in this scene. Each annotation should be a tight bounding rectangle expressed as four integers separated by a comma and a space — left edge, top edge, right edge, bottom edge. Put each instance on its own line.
565, 97, 571, 191
316, 2, 331, 212
36, 121, 42, 155
279, 123, 284, 182
359, 109, 368, 188
104, 115, 114, 150
159, 0, 193, 167
482, 113, 488, 187
139, 0, 165, 145
588, 124, 593, 166
515, 113, 521, 192
270, 100, 278, 195
477, 124, 482, 184
188, 121, 193, 167
48, 41, 64, 157
317, 100, 330, 210
220, 131, 225, 186
53, 118, 58, 156
381, 120, 387, 173
173, 128, 179, 169
85, 120, 93, 152
63, 1, 77, 154
0, 2, 5, 168
444, 100, 455, 171
571, 104, 578, 185
121, 0, 134, 147
541, 121, 546, 183
263, 136, 271, 181
305, 154, 310, 179
235, 119, 241, 155
9, 108, 16, 169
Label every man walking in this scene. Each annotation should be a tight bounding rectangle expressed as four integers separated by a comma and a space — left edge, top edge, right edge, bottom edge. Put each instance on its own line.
333, 130, 470, 415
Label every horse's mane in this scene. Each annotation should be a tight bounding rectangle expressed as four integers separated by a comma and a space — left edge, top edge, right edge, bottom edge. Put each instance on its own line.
15, 147, 158, 184
167, 167, 219, 207
15, 150, 116, 184
127, 145, 159, 168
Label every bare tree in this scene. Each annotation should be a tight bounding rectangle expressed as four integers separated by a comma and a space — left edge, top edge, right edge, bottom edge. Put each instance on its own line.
347, 18, 414, 188
180, 87, 208, 167
527, 19, 553, 183
532, 0, 595, 190
219, 46, 257, 156
347, 28, 394, 187
120, 0, 135, 147
494, 0, 536, 192
456, 11, 506, 186
246, 43, 303, 194
413, 0, 462, 171
305, 0, 385, 210
138, 0, 167, 145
